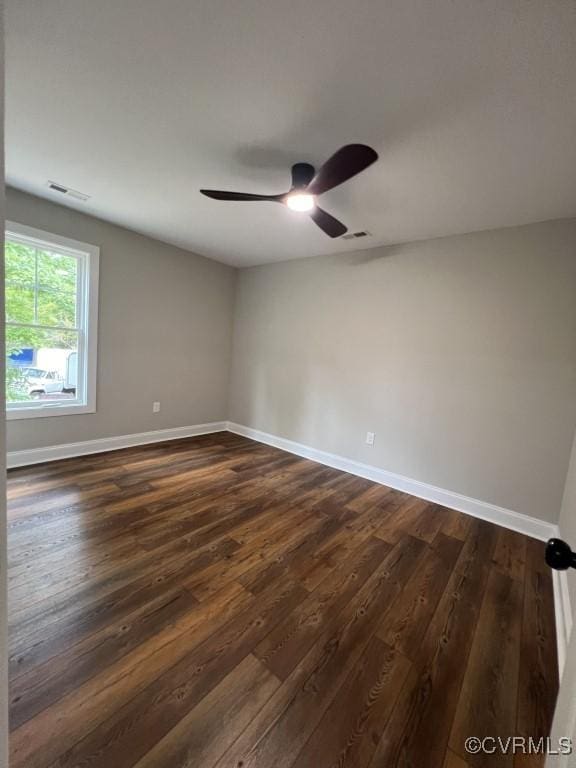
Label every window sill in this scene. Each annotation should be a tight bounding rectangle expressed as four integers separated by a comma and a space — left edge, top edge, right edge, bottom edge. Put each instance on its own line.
6, 403, 96, 420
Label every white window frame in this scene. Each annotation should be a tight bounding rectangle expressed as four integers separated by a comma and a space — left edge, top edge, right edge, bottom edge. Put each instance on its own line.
5, 221, 99, 420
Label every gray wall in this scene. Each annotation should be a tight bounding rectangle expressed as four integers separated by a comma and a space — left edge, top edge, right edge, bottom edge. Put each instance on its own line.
6, 188, 236, 451
6, 188, 576, 526
229, 219, 576, 522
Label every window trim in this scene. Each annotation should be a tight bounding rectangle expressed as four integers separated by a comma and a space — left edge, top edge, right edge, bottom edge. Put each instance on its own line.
5, 221, 99, 420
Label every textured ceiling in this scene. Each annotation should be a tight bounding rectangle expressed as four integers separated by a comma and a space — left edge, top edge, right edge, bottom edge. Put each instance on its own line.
6, 0, 576, 266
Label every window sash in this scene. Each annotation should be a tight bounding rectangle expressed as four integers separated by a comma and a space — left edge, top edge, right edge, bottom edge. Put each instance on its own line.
5, 222, 99, 419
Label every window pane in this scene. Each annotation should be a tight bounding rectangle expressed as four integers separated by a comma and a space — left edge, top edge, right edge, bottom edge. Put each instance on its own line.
5, 240, 36, 285
37, 250, 77, 293
6, 327, 79, 405
6, 284, 35, 324
37, 289, 77, 328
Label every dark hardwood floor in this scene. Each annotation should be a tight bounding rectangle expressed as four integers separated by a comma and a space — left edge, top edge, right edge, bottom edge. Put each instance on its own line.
7, 432, 558, 768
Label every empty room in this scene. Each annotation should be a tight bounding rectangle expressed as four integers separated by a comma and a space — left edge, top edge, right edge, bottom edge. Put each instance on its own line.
1, 1, 576, 767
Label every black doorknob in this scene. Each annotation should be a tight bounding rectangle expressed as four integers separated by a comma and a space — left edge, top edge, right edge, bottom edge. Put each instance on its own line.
545, 538, 576, 571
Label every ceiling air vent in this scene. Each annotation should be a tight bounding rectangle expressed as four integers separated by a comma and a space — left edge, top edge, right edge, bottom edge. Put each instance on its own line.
47, 181, 90, 202
342, 230, 371, 240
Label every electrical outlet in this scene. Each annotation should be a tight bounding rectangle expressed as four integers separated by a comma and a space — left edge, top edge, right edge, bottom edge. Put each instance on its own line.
365, 431, 375, 446
153, 401, 161, 413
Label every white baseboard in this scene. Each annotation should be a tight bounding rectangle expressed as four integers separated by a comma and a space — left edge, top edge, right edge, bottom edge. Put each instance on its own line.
10, 418, 555, 541
7, 421, 228, 468
226, 422, 557, 542
553, 566, 574, 680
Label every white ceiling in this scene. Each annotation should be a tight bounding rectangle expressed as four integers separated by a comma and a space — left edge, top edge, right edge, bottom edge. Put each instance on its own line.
6, 0, 576, 267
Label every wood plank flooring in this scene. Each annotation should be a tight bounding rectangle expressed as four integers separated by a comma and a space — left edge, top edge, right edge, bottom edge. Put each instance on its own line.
7, 432, 559, 768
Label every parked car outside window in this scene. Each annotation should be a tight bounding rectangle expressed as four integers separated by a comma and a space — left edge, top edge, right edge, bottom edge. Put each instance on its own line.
20, 368, 65, 398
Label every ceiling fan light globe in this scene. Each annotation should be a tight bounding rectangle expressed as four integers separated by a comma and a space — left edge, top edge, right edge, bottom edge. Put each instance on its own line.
286, 193, 316, 212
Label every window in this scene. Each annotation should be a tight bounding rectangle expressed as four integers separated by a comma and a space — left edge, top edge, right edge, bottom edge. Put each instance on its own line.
5, 222, 99, 419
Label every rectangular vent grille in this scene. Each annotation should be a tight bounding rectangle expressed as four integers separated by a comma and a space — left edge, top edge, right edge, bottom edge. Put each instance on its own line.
342, 230, 371, 240
47, 181, 90, 202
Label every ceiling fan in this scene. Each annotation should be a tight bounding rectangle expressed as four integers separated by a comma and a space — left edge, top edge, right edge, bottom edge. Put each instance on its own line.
200, 144, 378, 238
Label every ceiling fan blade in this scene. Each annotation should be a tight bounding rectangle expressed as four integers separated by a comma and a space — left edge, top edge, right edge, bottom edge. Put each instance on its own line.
310, 206, 348, 238
200, 189, 282, 202
290, 162, 315, 190
307, 144, 378, 196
